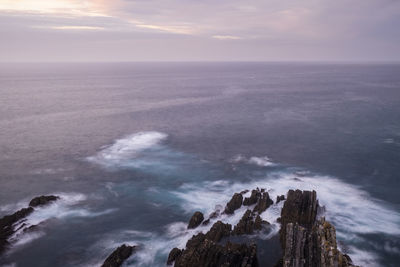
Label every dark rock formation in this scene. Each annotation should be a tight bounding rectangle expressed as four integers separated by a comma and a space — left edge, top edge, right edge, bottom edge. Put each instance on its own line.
224, 193, 243, 214
205, 221, 232, 242
174, 238, 258, 267
233, 210, 269, 235
243, 190, 261, 206
279, 190, 357, 267
276, 195, 285, 204
168, 188, 358, 267
29, 195, 59, 207
253, 192, 273, 214
101, 244, 135, 267
0, 207, 34, 254
0, 195, 60, 254
187, 211, 204, 229
167, 248, 183, 265
279, 189, 318, 246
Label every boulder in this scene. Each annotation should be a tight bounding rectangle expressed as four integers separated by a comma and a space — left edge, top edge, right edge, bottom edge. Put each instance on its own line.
101, 244, 135, 267
205, 221, 232, 242
187, 211, 204, 229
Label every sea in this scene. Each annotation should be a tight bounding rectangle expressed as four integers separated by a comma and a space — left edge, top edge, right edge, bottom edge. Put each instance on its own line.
0, 62, 399, 266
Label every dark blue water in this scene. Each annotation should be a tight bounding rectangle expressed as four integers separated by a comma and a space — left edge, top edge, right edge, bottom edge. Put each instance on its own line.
0, 62, 399, 266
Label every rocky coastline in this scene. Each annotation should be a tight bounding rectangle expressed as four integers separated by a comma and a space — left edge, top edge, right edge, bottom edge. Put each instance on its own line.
0, 190, 358, 267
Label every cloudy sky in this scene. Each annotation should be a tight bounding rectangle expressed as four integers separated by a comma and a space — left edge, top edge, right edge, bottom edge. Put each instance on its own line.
0, 0, 399, 62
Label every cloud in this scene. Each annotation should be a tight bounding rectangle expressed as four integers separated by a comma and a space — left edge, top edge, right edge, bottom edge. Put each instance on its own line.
212, 35, 241, 40
0, 0, 399, 61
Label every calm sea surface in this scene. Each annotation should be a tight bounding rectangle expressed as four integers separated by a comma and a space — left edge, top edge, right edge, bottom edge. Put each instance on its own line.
0, 62, 399, 266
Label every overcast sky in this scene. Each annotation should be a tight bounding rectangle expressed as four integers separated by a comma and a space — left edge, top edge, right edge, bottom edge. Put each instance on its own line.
0, 0, 399, 62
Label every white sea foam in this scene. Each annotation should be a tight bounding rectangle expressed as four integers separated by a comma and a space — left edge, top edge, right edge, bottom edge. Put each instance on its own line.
231, 154, 275, 167
87, 131, 168, 168
8, 193, 116, 250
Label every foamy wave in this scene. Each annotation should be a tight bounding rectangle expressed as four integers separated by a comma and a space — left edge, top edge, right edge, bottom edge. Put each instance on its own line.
8, 193, 116, 250
87, 131, 168, 168
231, 154, 275, 167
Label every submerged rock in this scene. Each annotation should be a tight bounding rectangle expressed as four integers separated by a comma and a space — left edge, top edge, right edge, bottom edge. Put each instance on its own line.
187, 211, 204, 229
224, 193, 243, 214
101, 244, 135, 267
29, 195, 59, 207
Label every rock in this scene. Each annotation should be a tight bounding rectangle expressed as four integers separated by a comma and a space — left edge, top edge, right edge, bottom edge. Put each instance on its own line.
29, 195, 59, 207
276, 195, 285, 204
202, 219, 210, 225
205, 221, 232, 242
187, 211, 204, 229
0, 207, 34, 254
279, 189, 318, 247
253, 192, 273, 214
233, 210, 269, 235
1, 195, 61, 255
224, 193, 243, 214
278, 190, 358, 267
243, 190, 261, 206
101, 244, 135, 267
173, 239, 259, 267
167, 248, 183, 265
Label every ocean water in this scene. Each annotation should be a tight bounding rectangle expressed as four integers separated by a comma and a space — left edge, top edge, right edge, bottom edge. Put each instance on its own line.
0, 62, 399, 266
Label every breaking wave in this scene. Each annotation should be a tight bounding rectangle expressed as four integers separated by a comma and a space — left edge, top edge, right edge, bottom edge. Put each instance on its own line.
87, 131, 168, 168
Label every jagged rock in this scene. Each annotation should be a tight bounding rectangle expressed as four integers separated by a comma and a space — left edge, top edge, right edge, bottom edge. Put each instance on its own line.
243, 190, 261, 206
173, 239, 259, 267
187, 211, 204, 229
276, 195, 285, 204
202, 219, 210, 225
0, 207, 34, 254
167, 247, 183, 265
254, 215, 269, 230
101, 244, 135, 267
29, 195, 59, 207
233, 210, 255, 235
279, 189, 318, 247
253, 192, 273, 214
205, 221, 232, 242
233, 210, 269, 235
279, 190, 358, 267
224, 193, 243, 214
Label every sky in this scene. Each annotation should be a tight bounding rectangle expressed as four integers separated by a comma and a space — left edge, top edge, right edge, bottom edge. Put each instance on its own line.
0, 0, 399, 62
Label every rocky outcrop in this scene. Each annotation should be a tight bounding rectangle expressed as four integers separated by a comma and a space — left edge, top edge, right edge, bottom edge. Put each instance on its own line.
276, 195, 285, 204
172, 235, 258, 267
279, 189, 318, 247
29, 195, 59, 207
278, 190, 357, 267
0, 195, 60, 254
232, 210, 268, 235
253, 191, 273, 214
168, 188, 357, 267
224, 193, 243, 214
101, 244, 135, 267
187, 211, 204, 229
167, 248, 183, 265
